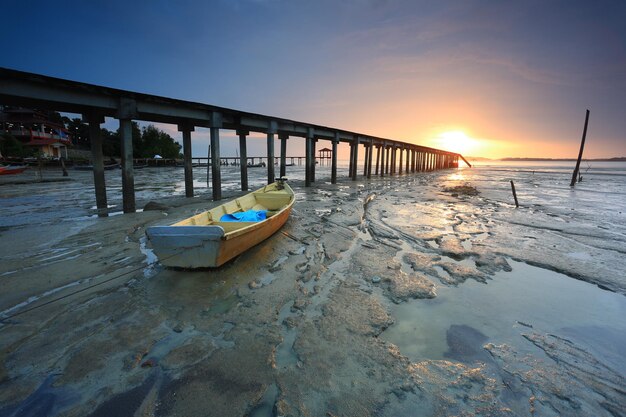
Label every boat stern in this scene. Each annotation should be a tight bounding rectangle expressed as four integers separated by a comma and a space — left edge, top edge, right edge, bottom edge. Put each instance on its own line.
146, 225, 225, 268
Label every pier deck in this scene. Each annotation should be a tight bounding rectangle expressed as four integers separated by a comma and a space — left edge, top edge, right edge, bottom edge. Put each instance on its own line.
0, 67, 468, 216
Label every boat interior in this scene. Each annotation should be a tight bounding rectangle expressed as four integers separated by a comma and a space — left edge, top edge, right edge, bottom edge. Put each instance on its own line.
173, 183, 293, 234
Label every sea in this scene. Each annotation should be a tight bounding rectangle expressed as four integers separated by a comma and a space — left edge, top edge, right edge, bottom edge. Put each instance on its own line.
1, 160, 625, 229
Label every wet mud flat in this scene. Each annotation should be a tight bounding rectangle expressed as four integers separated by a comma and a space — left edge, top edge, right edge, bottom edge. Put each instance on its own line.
1, 166, 625, 416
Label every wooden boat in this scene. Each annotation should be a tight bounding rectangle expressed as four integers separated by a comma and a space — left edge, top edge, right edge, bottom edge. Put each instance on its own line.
0, 165, 27, 175
247, 162, 266, 168
146, 180, 295, 268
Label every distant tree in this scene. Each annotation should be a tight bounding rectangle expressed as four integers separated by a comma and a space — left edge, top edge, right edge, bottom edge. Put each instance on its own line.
92, 123, 181, 159
139, 125, 182, 159
102, 128, 120, 157
65, 118, 90, 149
48, 111, 66, 126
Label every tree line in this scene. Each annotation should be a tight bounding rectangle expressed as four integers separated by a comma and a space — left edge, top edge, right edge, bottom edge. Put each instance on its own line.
67, 118, 183, 159
1, 111, 182, 159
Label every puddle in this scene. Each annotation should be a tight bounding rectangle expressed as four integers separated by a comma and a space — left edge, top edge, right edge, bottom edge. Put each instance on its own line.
382, 260, 626, 374
0, 374, 79, 417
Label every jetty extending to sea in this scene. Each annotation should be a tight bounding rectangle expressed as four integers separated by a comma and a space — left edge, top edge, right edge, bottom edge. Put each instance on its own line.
0, 68, 469, 216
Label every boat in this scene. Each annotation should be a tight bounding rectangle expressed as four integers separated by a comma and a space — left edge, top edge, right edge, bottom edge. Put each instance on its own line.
0, 165, 28, 175
74, 163, 120, 171
146, 179, 295, 268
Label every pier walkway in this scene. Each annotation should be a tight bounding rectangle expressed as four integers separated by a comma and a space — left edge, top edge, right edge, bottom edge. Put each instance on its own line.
0, 68, 469, 216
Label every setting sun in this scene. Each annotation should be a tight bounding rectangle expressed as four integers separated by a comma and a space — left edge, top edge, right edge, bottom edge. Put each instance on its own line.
434, 130, 477, 155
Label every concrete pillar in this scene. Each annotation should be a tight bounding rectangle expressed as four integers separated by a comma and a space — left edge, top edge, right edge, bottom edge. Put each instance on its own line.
237, 129, 249, 191
363, 144, 369, 176
210, 112, 222, 201
331, 132, 339, 184
351, 138, 359, 181
385, 146, 390, 174
348, 142, 355, 178
367, 140, 373, 178
399, 148, 404, 174
311, 139, 317, 183
85, 113, 107, 217
279, 133, 288, 178
375, 144, 381, 175
267, 121, 276, 184
305, 128, 314, 187
178, 123, 195, 198
391, 147, 396, 175
406, 148, 410, 172
119, 119, 135, 213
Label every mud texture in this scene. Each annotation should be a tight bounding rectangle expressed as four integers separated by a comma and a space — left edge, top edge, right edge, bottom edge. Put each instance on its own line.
1, 167, 624, 416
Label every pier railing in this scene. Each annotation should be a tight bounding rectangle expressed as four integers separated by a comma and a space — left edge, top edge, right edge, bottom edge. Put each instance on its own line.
0, 67, 468, 216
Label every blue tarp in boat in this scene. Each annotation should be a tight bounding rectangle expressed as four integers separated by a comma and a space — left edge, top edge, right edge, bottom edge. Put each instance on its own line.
220, 210, 267, 222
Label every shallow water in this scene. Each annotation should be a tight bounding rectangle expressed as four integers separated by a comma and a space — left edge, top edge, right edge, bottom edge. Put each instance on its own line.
382, 259, 626, 374
0, 162, 350, 228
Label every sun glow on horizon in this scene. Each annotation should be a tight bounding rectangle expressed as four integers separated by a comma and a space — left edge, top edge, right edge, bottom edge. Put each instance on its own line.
434, 130, 478, 155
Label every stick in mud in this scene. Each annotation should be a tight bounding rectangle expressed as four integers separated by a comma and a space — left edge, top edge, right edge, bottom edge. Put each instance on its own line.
60, 157, 68, 177
570, 109, 590, 187
510, 180, 519, 208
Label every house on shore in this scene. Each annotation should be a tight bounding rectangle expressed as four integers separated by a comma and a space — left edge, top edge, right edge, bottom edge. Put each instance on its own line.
1, 106, 71, 158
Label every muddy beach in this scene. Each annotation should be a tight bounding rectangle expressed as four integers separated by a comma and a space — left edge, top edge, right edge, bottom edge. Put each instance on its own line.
1, 164, 625, 416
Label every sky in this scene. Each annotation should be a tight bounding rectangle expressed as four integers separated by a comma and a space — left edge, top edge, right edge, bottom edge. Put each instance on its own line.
2, 0, 625, 159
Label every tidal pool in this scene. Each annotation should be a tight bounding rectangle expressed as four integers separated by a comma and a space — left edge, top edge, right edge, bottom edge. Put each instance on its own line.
382, 259, 626, 374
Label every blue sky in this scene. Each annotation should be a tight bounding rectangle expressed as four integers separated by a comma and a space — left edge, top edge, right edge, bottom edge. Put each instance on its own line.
2, 0, 625, 158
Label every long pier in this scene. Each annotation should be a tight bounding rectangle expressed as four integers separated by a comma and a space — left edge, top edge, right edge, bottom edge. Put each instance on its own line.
0, 68, 469, 216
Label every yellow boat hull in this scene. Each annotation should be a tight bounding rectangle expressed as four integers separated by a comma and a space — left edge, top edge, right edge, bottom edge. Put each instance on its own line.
146, 181, 295, 268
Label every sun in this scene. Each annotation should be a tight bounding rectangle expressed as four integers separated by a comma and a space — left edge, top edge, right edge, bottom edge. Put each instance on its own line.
435, 130, 477, 155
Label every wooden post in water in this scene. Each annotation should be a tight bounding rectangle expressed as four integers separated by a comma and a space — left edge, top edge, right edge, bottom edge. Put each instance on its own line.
86, 113, 107, 216
331, 132, 339, 184
570, 109, 590, 187
209, 112, 222, 201
398, 148, 403, 174
178, 122, 195, 198
60, 158, 68, 176
510, 180, 519, 208
237, 129, 248, 190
